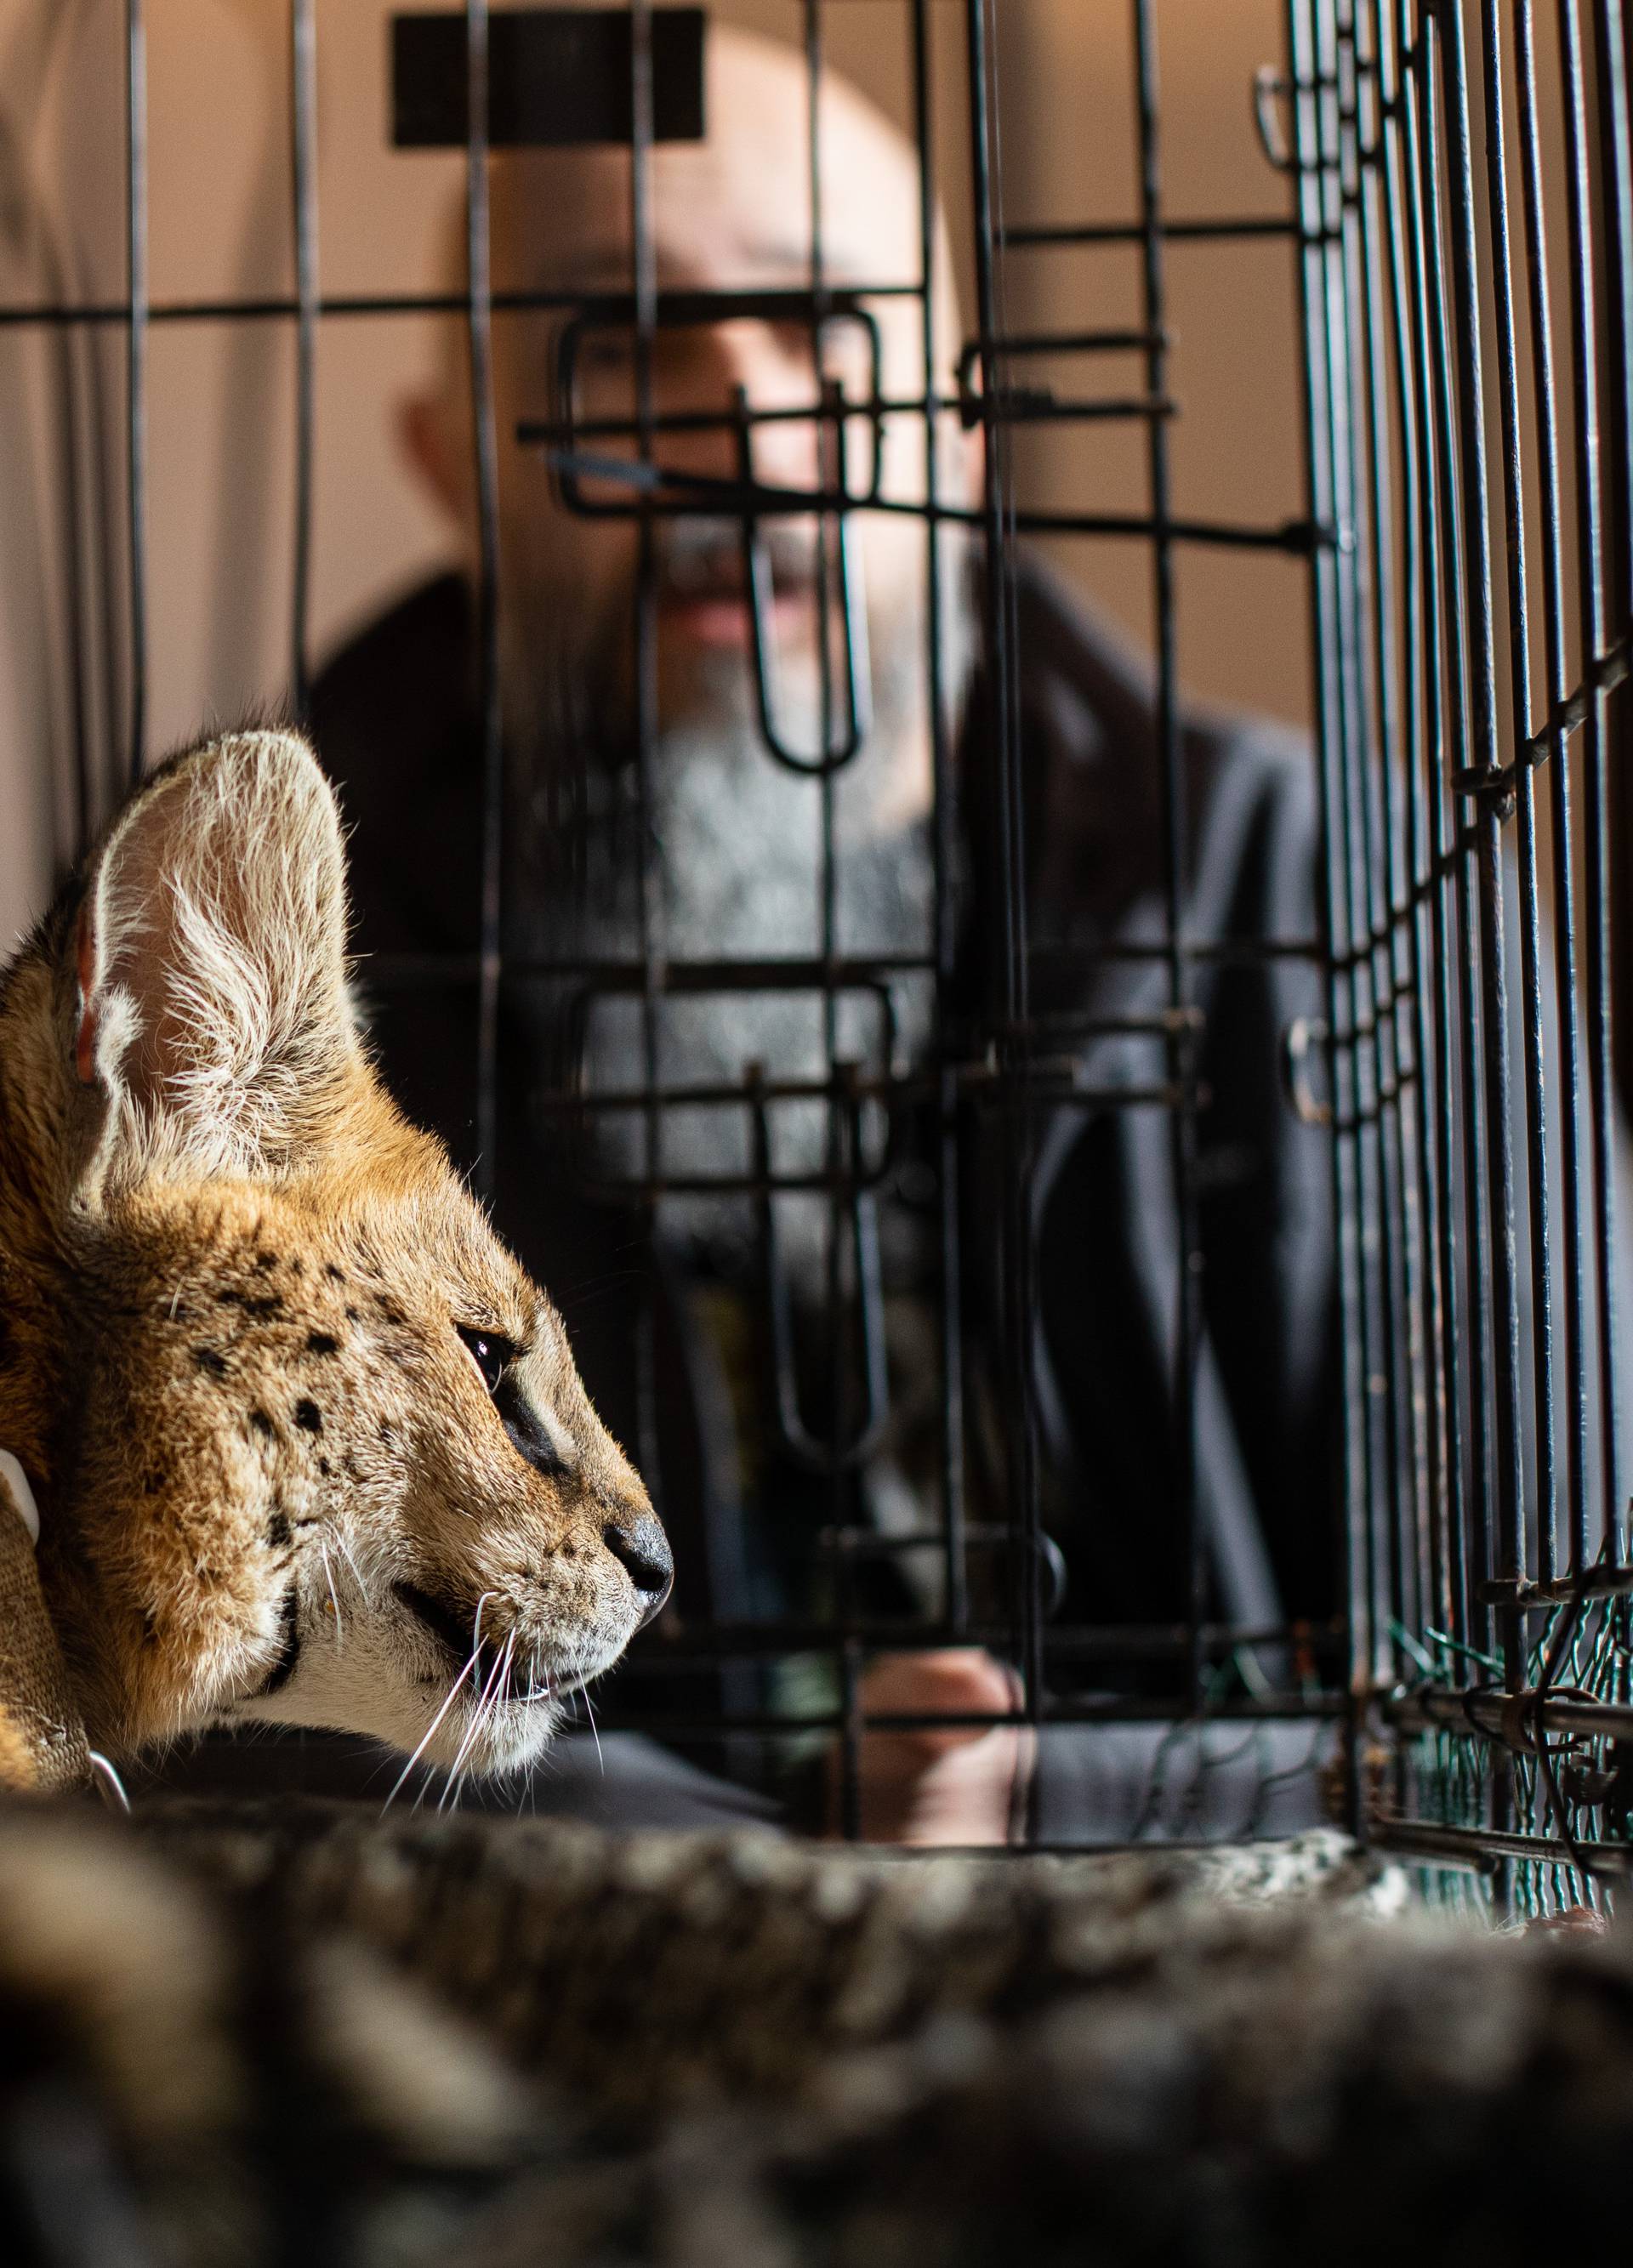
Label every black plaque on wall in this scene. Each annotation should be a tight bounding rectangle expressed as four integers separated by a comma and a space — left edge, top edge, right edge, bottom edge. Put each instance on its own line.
391, 9, 707, 150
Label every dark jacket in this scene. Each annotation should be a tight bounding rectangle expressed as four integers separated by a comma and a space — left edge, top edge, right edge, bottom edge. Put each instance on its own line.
310, 561, 1340, 1663
964, 560, 1337, 1632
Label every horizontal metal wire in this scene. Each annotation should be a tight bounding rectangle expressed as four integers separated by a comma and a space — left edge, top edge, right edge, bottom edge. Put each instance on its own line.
632, 1617, 1344, 1663
1388, 1683, 1633, 1748
600, 1699, 1348, 1737
1372, 1815, 1633, 1876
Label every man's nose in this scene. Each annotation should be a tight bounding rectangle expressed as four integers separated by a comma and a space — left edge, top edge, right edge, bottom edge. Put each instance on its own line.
670, 323, 819, 488
602, 1510, 674, 1627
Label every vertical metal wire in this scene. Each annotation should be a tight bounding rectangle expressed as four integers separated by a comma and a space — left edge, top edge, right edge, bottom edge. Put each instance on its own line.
910, 0, 970, 1636
1589, 0, 1631, 1560
48, 284, 94, 856
1289, 0, 1379, 1716
1329, 0, 1392, 1685
1473, 0, 1557, 1598
1511, 0, 1591, 1581
627, 1, 666, 1501
1390, 0, 1471, 1648
1437, 0, 1527, 1686
1597, 3, 1633, 626
288, 0, 319, 725
1338, 9, 1418, 1651
1356, 4, 1439, 1641
85, 287, 127, 825
801, 0, 851, 1779
1415, 3, 1500, 1665
464, 0, 503, 1201
964, 0, 1042, 1718
1132, 0, 1204, 1708
124, 0, 148, 791
1570, 0, 1627, 1566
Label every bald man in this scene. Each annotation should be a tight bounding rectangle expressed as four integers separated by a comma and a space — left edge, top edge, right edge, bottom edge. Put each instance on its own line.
310, 28, 1340, 1842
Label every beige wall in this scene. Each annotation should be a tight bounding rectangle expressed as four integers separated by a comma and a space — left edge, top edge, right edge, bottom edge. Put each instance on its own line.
1004, 0, 1309, 725
1, 0, 1309, 951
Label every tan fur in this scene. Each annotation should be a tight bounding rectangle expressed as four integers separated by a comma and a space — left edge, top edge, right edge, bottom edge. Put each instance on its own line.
0, 1494, 88, 1788
0, 730, 666, 1785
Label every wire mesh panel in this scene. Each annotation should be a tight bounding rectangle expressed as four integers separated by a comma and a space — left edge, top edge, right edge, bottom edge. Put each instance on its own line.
1286, 0, 1633, 1912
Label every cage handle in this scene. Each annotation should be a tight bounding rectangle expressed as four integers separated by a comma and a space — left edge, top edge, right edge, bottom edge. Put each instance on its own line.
749, 1063, 891, 1475
736, 382, 873, 776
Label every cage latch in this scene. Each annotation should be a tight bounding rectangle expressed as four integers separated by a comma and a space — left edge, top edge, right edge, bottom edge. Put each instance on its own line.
1280, 1015, 1332, 1126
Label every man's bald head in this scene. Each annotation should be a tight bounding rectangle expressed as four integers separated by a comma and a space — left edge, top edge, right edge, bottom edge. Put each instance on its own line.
487, 26, 946, 309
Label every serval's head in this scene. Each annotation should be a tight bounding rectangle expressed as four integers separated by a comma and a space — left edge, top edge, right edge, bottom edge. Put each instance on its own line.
0, 730, 669, 1782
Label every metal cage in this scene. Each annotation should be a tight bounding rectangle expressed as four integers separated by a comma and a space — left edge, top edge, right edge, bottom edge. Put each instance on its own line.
1290, 0, 1633, 1913
3, 0, 1630, 1879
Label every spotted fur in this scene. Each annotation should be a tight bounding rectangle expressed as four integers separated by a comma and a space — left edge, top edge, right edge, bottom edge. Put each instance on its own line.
0, 730, 669, 1786
9, 1801, 1619, 2268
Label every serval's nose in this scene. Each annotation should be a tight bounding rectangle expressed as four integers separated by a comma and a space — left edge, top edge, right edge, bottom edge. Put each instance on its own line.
601, 1509, 674, 1628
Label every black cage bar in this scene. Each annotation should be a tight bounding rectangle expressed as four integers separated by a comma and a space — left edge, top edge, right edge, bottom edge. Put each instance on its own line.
3, 0, 1629, 1877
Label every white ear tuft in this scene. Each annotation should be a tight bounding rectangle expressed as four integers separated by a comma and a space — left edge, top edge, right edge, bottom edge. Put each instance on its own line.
77, 730, 358, 1182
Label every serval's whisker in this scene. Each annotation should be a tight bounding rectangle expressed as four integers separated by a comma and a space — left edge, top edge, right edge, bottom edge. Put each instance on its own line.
384, 1589, 498, 1815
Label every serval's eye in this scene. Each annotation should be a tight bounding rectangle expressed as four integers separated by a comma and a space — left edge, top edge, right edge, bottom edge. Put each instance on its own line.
455, 1323, 520, 1396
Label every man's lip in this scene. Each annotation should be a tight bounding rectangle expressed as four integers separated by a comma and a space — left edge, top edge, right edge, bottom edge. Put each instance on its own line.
658, 588, 808, 648
659, 594, 755, 648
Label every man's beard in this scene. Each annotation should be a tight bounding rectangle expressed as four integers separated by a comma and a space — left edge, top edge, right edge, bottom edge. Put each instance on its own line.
500, 532, 967, 1290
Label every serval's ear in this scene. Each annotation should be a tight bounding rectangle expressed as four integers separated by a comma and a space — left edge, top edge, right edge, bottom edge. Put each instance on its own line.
72, 730, 357, 1186
0, 1459, 89, 1794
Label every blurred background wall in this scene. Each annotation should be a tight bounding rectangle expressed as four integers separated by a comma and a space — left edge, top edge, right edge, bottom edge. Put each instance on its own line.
0, 0, 1305, 948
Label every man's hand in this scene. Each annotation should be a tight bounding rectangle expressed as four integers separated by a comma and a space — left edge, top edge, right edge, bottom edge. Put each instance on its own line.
830, 1648, 1033, 1845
